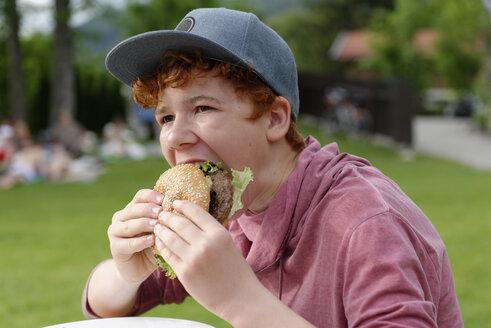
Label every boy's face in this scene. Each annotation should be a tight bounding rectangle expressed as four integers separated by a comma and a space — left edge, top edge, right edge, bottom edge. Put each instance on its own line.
155, 70, 271, 172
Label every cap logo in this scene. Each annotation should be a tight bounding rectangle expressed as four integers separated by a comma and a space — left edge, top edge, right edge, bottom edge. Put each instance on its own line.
175, 17, 195, 32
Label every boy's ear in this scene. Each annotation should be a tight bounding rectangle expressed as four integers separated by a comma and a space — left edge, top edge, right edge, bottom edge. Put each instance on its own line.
266, 96, 291, 142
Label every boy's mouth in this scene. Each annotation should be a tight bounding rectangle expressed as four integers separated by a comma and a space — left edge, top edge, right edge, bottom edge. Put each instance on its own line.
177, 159, 219, 167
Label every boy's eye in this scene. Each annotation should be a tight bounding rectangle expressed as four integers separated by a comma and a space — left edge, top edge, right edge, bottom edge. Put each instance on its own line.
196, 105, 213, 113
160, 115, 175, 124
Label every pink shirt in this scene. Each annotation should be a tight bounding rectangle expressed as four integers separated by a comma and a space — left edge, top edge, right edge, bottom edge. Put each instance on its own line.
83, 136, 463, 327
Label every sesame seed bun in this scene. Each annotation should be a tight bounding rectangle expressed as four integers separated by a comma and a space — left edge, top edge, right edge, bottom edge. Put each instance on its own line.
152, 164, 210, 254
153, 164, 210, 213
151, 163, 252, 277
152, 163, 233, 254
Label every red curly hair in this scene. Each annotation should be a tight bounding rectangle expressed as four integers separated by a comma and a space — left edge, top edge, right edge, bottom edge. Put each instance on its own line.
132, 49, 305, 151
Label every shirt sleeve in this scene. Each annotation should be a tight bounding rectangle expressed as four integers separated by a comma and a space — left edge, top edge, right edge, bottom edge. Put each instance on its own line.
129, 267, 189, 316
341, 213, 446, 328
82, 260, 189, 319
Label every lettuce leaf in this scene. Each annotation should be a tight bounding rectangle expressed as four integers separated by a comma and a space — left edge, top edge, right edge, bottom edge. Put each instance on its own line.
229, 167, 254, 218
199, 161, 222, 174
154, 253, 176, 279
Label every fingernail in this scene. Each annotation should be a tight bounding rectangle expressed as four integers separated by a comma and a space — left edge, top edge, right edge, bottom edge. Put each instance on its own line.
152, 207, 161, 216
156, 194, 164, 203
154, 224, 162, 232
159, 211, 169, 221
149, 219, 157, 227
146, 235, 154, 243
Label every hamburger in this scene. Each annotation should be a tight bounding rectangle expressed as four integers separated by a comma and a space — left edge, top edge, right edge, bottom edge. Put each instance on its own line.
152, 161, 253, 278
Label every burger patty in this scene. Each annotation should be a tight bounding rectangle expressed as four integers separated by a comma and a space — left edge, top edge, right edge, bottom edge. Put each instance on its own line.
208, 170, 233, 224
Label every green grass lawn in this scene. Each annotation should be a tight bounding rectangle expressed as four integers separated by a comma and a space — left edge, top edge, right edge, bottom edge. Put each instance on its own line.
1, 123, 490, 327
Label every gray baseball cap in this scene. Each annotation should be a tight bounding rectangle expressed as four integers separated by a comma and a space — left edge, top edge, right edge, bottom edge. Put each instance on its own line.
105, 7, 300, 118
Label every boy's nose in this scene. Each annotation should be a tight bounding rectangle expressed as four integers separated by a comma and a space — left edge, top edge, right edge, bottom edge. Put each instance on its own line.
165, 117, 198, 150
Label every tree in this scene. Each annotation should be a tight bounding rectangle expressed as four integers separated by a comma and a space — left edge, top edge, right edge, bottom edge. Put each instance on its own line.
50, 0, 75, 126
22, 33, 52, 133
0, 6, 8, 120
361, 0, 488, 92
3, 0, 27, 120
120, 0, 220, 37
267, 0, 394, 73
360, 0, 439, 91
475, 0, 491, 132
432, 0, 488, 92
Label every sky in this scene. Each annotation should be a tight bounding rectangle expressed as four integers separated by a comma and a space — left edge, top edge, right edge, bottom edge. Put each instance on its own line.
18, 0, 54, 35
18, 0, 127, 36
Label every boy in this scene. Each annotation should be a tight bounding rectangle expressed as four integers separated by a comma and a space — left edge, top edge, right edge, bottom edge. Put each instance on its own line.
83, 8, 463, 327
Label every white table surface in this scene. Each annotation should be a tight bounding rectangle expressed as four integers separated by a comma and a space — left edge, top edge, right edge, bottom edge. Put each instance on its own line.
43, 317, 216, 328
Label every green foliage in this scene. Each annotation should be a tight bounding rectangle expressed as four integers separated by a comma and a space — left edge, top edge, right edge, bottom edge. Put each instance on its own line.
362, 0, 489, 93
361, 0, 436, 91
435, 40, 482, 91
267, 8, 337, 73
2, 29, 125, 135
120, 0, 220, 36
76, 66, 126, 135
270, 0, 393, 73
22, 34, 51, 102
219, 0, 266, 17
432, 0, 489, 92
362, 36, 432, 91
0, 37, 7, 120
0, 30, 52, 129
21, 33, 52, 132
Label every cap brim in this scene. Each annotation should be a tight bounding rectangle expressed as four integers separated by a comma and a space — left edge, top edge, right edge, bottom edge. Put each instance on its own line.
105, 30, 249, 86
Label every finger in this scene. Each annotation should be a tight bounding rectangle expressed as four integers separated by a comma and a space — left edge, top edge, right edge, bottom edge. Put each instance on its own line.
172, 200, 221, 230
154, 223, 189, 257
158, 211, 201, 243
131, 189, 164, 205
155, 237, 180, 266
108, 218, 157, 238
113, 203, 162, 223
111, 234, 155, 257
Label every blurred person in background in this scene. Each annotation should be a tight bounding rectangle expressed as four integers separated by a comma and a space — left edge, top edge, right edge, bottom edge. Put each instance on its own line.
100, 115, 147, 162
51, 110, 85, 158
0, 118, 93, 189
0, 120, 42, 189
82, 8, 463, 328
324, 87, 372, 135
10, 119, 33, 150
37, 130, 74, 182
0, 119, 15, 171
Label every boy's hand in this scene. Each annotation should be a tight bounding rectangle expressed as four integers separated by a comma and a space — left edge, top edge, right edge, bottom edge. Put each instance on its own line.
108, 189, 163, 283
153, 200, 260, 316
